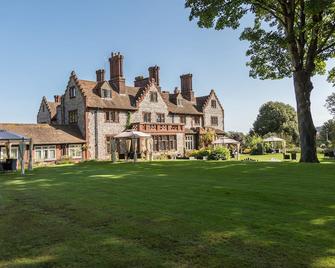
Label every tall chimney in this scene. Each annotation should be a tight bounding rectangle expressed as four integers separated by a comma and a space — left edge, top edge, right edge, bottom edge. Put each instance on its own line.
180, 74, 195, 102
109, 52, 126, 94
54, 95, 61, 103
96, 69, 105, 82
148, 65, 160, 86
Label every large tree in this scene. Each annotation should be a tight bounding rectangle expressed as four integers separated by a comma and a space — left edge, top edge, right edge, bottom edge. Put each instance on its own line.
186, 0, 335, 162
253, 101, 299, 143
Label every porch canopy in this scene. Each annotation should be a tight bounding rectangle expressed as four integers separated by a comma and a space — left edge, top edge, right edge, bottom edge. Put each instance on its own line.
114, 130, 152, 162
0, 130, 32, 174
213, 136, 240, 159
0, 130, 28, 141
263, 136, 286, 153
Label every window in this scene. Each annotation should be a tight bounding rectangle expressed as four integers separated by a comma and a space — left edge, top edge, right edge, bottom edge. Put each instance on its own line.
177, 98, 183, 106
69, 110, 78, 124
143, 112, 151, 123
69, 86, 76, 98
211, 116, 218, 126
171, 114, 175, 123
105, 111, 119, 123
68, 144, 82, 159
156, 113, 165, 123
180, 115, 186, 124
211, 100, 217, 108
185, 135, 195, 150
35, 146, 56, 162
42, 104, 45, 112
193, 116, 200, 126
152, 135, 177, 152
102, 89, 112, 98
150, 92, 158, 102
106, 136, 114, 154
0, 147, 18, 160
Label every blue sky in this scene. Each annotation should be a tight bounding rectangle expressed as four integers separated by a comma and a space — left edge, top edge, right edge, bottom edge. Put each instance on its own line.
0, 0, 334, 132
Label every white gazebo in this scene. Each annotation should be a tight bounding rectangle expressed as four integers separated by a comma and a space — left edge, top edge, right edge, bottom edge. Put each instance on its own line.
114, 130, 152, 162
263, 136, 286, 153
213, 136, 240, 159
0, 130, 33, 175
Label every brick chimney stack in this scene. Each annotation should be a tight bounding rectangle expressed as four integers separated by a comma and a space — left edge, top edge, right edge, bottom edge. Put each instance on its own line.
148, 65, 160, 86
54, 95, 61, 103
109, 52, 126, 94
180, 74, 195, 102
96, 69, 105, 82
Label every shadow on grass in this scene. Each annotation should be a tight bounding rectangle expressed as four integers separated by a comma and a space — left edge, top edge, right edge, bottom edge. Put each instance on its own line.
1, 160, 335, 267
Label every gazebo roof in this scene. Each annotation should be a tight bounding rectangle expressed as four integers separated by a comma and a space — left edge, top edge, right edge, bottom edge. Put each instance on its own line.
263, 136, 285, 142
213, 137, 240, 145
0, 130, 28, 141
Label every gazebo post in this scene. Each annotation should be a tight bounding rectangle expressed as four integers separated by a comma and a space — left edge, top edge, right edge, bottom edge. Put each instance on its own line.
111, 139, 116, 163
19, 138, 25, 176
150, 138, 153, 161
28, 138, 33, 171
133, 138, 137, 163
6, 142, 11, 159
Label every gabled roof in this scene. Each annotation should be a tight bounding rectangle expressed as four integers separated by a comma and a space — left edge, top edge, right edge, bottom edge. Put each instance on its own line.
70, 72, 139, 110
40, 97, 59, 121
160, 92, 203, 115
47, 101, 58, 120
0, 124, 85, 145
196, 90, 224, 112
66, 71, 222, 115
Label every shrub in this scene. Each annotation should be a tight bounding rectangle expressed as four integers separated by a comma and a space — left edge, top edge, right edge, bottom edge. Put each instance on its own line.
208, 147, 231, 160
243, 148, 252, 154
250, 143, 264, 155
188, 148, 212, 159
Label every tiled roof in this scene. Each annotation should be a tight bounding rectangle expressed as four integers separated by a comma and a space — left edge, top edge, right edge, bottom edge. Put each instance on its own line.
74, 78, 139, 110
0, 124, 85, 145
69, 72, 219, 115
47, 102, 59, 120
161, 92, 203, 115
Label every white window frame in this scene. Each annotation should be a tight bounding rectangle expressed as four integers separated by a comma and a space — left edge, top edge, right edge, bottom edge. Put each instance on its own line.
68, 144, 82, 159
35, 145, 56, 162
0, 147, 19, 160
185, 135, 195, 150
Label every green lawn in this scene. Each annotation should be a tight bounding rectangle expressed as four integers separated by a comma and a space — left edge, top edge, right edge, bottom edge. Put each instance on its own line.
1, 160, 335, 267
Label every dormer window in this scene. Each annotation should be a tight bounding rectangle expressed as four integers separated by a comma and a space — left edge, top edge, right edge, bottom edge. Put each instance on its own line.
150, 92, 158, 102
102, 89, 112, 99
177, 98, 182, 106
211, 100, 217, 108
69, 86, 76, 98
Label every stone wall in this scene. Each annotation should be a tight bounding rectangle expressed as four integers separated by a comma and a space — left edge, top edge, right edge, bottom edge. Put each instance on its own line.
203, 94, 224, 131
132, 84, 169, 123
37, 100, 51, 124
87, 109, 128, 160
63, 78, 86, 136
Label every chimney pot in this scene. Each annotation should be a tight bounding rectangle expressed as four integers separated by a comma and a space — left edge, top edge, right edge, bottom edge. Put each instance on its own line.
96, 69, 105, 82
148, 65, 160, 87
180, 73, 195, 102
109, 52, 126, 94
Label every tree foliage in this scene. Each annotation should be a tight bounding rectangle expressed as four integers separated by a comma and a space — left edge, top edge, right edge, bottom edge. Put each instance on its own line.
185, 0, 335, 81
186, 0, 335, 162
253, 101, 299, 143
325, 92, 335, 117
320, 119, 335, 144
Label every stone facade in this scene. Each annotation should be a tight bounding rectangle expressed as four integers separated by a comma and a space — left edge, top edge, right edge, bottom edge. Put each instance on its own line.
37, 98, 51, 124
63, 77, 86, 136
203, 93, 224, 130
36, 52, 225, 160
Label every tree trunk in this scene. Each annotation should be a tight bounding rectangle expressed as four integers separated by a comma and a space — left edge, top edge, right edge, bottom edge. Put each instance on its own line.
293, 70, 319, 163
